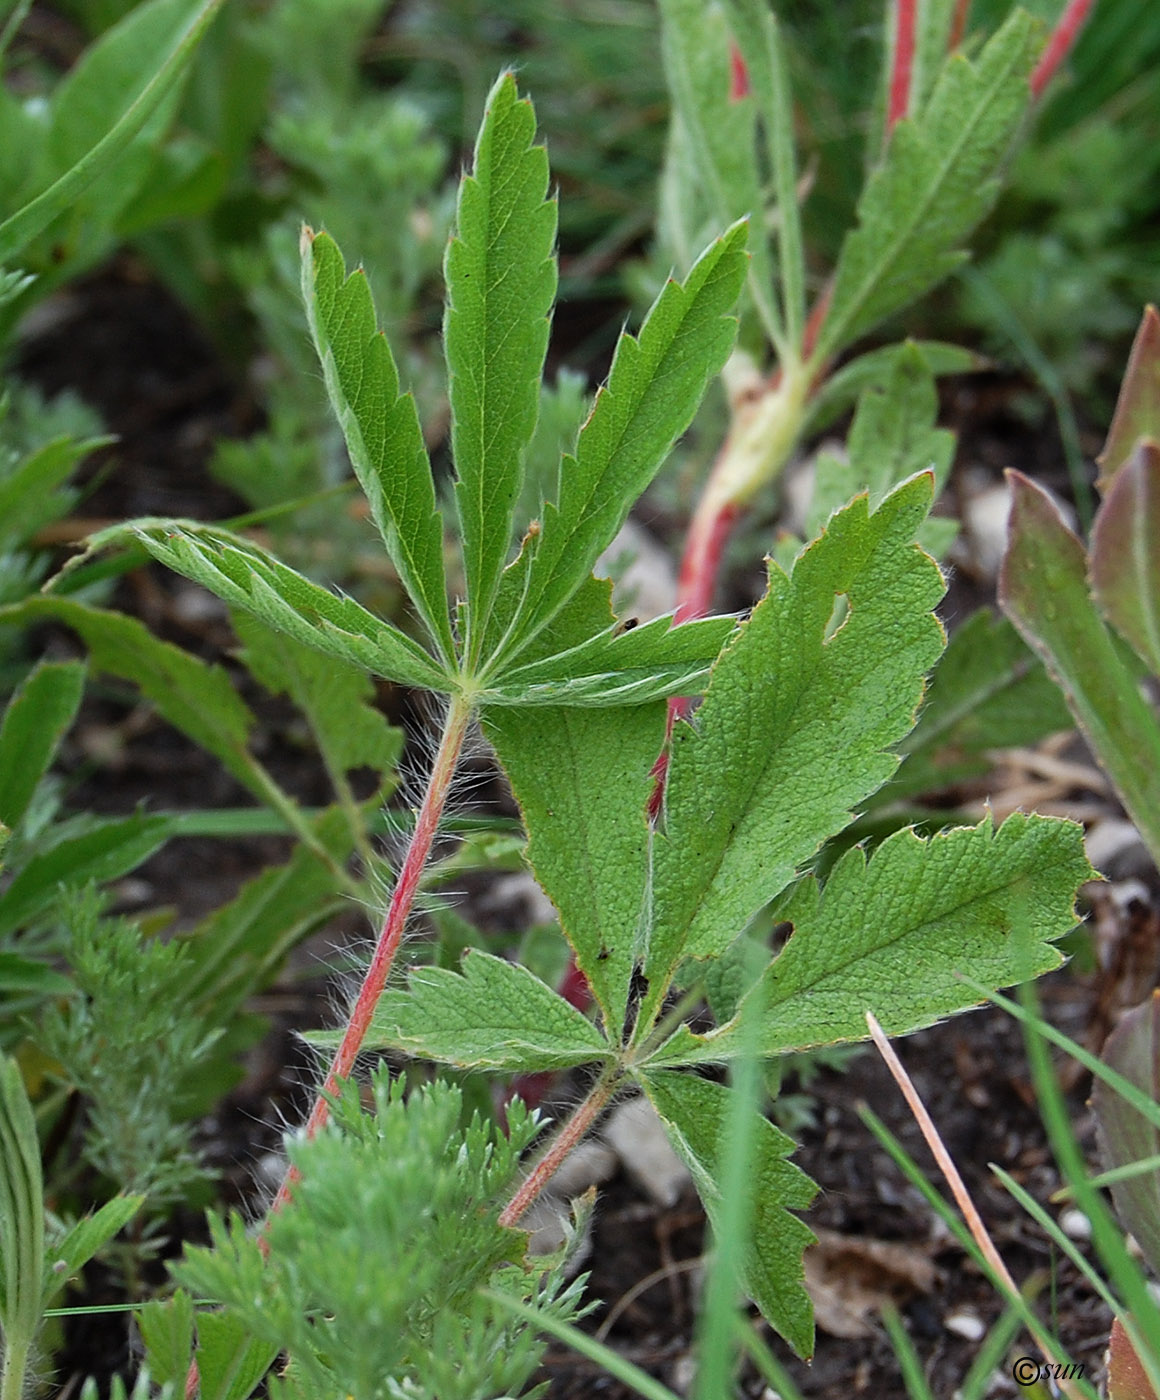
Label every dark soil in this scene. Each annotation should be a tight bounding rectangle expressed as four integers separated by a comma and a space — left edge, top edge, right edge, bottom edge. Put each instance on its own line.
15, 256, 1155, 1400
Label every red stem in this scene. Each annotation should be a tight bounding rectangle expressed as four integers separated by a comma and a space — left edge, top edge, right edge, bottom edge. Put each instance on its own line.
648, 495, 741, 815
887, 0, 917, 134
499, 1068, 619, 1228
949, 0, 971, 51
1031, 0, 1094, 98
269, 694, 472, 1216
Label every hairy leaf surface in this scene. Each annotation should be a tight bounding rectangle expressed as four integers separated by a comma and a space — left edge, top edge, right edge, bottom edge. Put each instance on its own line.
302, 230, 453, 662
486, 698, 664, 1035
446, 72, 557, 661
642, 475, 945, 1028
480, 610, 735, 706
814, 11, 1037, 361
640, 1070, 816, 1357
491, 222, 747, 666
346, 950, 613, 1070
121, 522, 449, 690
656, 813, 1090, 1063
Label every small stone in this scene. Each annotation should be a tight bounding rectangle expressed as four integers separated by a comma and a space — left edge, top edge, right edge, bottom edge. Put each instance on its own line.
1060, 1208, 1092, 1241
944, 1309, 985, 1341
668, 1353, 697, 1396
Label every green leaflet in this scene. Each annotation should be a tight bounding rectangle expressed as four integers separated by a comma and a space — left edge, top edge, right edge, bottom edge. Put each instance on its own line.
639, 1070, 817, 1358
485, 700, 665, 1037
1001, 472, 1160, 867
803, 340, 983, 438
330, 950, 613, 1071
489, 221, 748, 670
121, 521, 449, 691
480, 610, 736, 707
446, 72, 557, 664
0, 661, 84, 830
0, 0, 226, 264
302, 229, 454, 664
641, 474, 945, 1030
0, 434, 111, 550
812, 10, 1038, 363
138, 1291, 195, 1389
0, 595, 261, 797
658, 0, 778, 341
49, 1195, 144, 1297
485, 575, 670, 1034
806, 343, 954, 541
0, 814, 172, 938
0, 1056, 43, 1356
652, 813, 1091, 1065
232, 611, 402, 792
195, 1311, 279, 1400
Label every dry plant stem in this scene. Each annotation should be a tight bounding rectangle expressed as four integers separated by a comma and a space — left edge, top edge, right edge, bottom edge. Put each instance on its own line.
269, 692, 474, 1216
499, 1064, 620, 1228
888, 0, 917, 132
865, 1011, 1087, 1399
1031, 0, 1095, 98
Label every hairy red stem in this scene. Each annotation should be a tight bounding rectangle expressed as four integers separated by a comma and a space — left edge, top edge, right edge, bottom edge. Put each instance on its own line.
499, 1068, 619, 1228
887, 0, 917, 134
269, 694, 472, 1216
1031, 0, 1094, 98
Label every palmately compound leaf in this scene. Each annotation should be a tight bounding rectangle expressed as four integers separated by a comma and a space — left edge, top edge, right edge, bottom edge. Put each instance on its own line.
327, 950, 614, 1071
813, 10, 1037, 363
486, 221, 748, 671
639, 1069, 817, 1358
446, 72, 557, 666
640, 473, 945, 1031
122, 521, 450, 691
302, 229, 454, 665
486, 698, 666, 1038
654, 812, 1091, 1065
